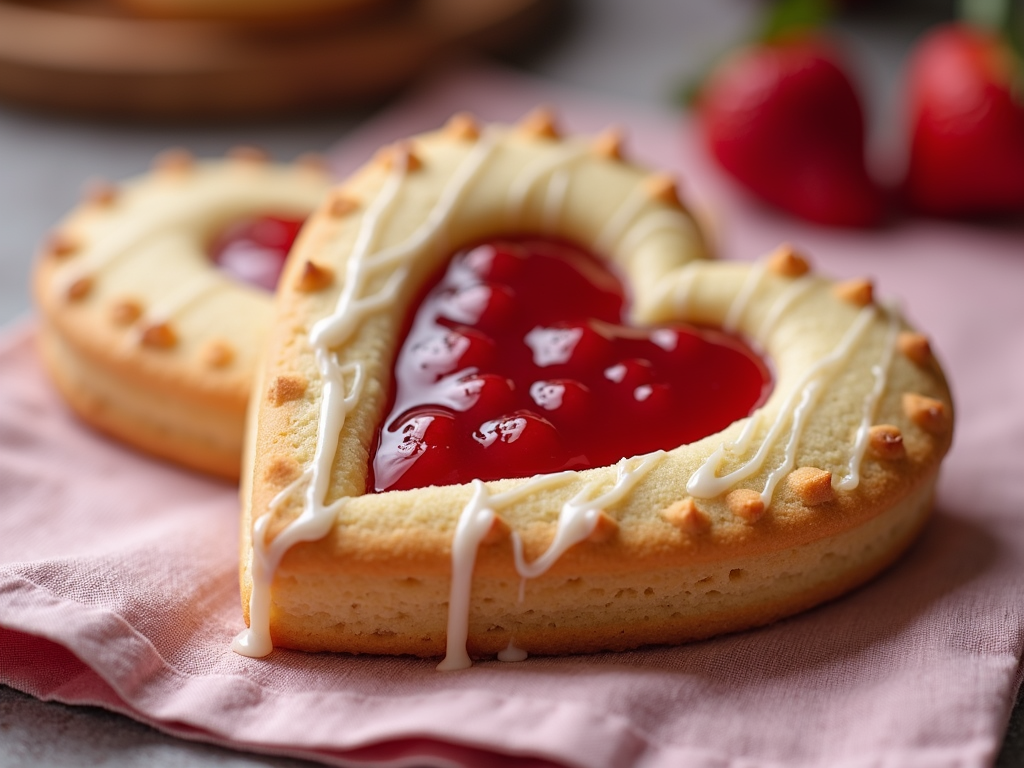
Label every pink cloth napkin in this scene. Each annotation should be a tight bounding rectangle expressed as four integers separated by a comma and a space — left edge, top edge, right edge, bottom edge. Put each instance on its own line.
3, 66, 1024, 768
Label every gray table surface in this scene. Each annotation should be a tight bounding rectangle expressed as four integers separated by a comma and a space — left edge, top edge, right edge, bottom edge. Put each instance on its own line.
2, 1, 1021, 765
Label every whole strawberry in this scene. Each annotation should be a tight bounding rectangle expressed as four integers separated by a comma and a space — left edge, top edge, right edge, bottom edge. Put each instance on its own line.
697, 36, 885, 227
904, 23, 1024, 217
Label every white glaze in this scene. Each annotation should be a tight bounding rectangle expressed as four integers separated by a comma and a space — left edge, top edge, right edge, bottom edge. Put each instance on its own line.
759, 278, 815, 340
437, 471, 575, 671
133, 271, 225, 344
497, 640, 528, 663
512, 452, 663, 581
506, 144, 587, 222
438, 453, 663, 670
542, 169, 571, 233
834, 307, 901, 491
436, 481, 500, 671
687, 307, 877, 504
722, 258, 767, 333
594, 180, 656, 255
617, 209, 696, 260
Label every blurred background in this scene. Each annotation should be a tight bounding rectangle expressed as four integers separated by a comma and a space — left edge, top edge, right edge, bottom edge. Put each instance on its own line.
2, 0, 1022, 764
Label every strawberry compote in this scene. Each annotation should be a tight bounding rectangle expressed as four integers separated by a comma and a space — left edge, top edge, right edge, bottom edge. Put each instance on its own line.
370, 238, 772, 493
209, 215, 305, 291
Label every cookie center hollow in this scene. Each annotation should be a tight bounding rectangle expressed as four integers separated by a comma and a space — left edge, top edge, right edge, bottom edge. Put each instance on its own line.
209, 215, 306, 292
369, 237, 773, 493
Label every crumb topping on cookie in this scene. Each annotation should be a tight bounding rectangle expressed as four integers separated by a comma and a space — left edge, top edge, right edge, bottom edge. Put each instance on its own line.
295, 261, 334, 292
786, 466, 835, 507
834, 278, 874, 306
898, 331, 932, 366
661, 498, 710, 534
868, 424, 906, 460
765, 243, 810, 277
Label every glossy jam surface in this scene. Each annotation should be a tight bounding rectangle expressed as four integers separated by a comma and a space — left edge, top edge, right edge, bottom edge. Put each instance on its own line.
370, 238, 773, 493
209, 215, 305, 291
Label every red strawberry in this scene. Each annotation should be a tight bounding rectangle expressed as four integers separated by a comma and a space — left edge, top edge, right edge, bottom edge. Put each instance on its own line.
904, 23, 1024, 217
697, 36, 885, 227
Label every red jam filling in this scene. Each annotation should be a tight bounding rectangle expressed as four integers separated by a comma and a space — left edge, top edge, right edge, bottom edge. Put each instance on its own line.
369, 238, 773, 493
209, 215, 305, 291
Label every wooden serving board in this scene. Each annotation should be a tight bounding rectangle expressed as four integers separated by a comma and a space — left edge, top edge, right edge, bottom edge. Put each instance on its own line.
0, 0, 545, 119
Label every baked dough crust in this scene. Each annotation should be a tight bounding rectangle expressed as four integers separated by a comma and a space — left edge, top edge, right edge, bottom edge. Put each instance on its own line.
33, 151, 331, 479
238, 113, 953, 662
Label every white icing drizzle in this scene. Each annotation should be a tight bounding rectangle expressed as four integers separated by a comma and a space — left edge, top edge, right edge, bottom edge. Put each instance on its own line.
542, 169, 571, 233
232, 360, 365, 657
437, 452, 663, 670
758, 379, 823, 506
133, 271, 225, 342
512, 452, 662, 581
497, 640, 528, 663
54, 216, 196, 301
656, 261, 702, 318
759, 278, 815, 340
505, 145, 588, 222
723, 410, 763, 458
687, 307, 877, 504
834, 307, 901, 491
240, 130, 522, 658
436, 481, 501, 671
723, 258, 767, 332
436, 471, 574, 671
594, 180, 655, 255
616, 210, 695, 261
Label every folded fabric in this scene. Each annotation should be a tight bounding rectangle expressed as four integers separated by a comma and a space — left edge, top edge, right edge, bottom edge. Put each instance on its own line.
2, 67, 1024, 768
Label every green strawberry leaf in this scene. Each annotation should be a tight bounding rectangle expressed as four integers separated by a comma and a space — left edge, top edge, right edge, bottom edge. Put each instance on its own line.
760, 0, 834, 43
674, 0, 835, 107
960, 0, 1024, 101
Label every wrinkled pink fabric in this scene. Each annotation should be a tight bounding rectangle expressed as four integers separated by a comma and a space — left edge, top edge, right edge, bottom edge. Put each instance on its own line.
2, 67, 1024, 768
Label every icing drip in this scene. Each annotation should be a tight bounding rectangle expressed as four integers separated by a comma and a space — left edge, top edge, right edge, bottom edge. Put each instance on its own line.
54, 217, 198, 301
506, 145, 588, 222
134, 271, 225, 342
834, 307, 901, 491
512, 452, 663, 581
687, 307, 877, 505
594, 180, 658, 255
723, 259, 767, 332
437, 471, 574, 671
542, 169, 571, 232
232, 360, 365, 657
653, 261, 701, 318
759, 279, 815, 340
438, 452, 663, 671
436, 481, 502, 671
497, 640, 528, 663
617, 210, 696, 262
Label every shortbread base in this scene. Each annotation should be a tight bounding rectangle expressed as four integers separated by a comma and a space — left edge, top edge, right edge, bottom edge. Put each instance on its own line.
244, 472, 935, 658
38, 322, 244, 480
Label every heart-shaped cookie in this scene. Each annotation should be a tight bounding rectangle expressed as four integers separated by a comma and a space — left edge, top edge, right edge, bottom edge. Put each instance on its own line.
236, 112, 953, 666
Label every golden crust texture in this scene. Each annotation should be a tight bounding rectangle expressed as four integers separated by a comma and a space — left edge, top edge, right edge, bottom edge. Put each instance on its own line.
237, 114, 954, 663
33, 151, 331, 479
